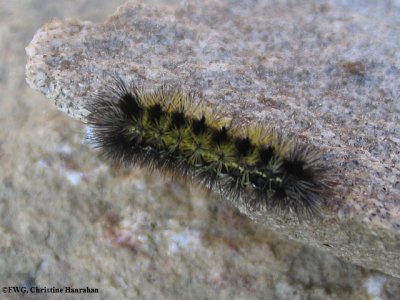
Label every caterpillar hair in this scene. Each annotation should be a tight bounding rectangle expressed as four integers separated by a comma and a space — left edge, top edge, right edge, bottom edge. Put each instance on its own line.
86, 76, 332, 217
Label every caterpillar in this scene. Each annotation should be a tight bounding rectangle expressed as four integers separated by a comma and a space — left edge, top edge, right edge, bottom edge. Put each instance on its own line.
86, 76, 332, 217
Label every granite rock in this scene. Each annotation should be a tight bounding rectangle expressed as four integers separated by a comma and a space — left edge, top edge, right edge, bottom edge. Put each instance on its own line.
25, 0, 400, 281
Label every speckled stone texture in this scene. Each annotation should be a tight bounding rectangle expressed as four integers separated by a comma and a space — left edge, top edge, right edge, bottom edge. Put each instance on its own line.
25, 0, 400, 280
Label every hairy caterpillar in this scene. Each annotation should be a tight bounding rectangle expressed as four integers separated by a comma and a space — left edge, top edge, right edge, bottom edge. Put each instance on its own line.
86, 77, 332, 217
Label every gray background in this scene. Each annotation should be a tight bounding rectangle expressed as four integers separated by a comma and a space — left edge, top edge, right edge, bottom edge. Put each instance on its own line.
1, 1, 399, 299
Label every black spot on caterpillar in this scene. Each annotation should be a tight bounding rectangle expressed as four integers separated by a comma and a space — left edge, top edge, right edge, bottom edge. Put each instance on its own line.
86, 77, 333, 217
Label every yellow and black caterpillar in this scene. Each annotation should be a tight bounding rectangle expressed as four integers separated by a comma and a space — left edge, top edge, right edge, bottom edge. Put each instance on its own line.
86, 77, 332, 217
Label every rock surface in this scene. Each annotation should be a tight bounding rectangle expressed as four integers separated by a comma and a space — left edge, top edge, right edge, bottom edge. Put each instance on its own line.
25, 0, 400, 279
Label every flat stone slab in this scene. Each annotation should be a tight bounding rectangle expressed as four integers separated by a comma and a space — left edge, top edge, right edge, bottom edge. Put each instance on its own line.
26, 0, 400, 277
